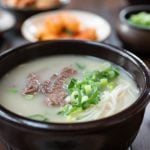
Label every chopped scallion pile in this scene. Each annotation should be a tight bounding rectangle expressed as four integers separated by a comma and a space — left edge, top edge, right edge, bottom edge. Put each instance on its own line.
58, 66, 119, 116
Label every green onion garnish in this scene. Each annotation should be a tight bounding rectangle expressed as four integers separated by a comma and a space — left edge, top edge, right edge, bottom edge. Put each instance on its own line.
25, 94, 34, 100
58, 66, 120, 116
75, 63, 86, 70
28, 114, 48, 122
8, 87, 18, 93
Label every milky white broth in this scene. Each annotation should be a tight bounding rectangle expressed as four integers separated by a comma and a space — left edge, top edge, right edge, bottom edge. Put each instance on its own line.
0, 55, 139, 123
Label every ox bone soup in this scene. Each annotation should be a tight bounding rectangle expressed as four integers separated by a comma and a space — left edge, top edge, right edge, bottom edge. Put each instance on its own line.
0, 55, 139, 123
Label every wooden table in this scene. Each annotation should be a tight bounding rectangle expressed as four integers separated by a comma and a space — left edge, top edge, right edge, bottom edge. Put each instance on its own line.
0, 0, 150, 150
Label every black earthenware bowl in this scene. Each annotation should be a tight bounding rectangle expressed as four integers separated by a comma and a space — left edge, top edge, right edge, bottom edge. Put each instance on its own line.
0, 0, 70, 28
0, 40, 149, 150
117, 5, 150, 55
126, 0, 150, 5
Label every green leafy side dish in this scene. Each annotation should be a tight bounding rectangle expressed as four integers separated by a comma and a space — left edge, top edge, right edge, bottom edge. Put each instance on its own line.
128, 12, 150, 28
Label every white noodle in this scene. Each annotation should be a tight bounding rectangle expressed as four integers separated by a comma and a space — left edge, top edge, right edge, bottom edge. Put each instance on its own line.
69, 80, 139, 122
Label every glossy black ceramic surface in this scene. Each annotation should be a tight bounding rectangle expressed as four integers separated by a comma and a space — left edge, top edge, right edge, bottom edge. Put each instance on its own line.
0, 40, 149, 150
126, 0, 150, 5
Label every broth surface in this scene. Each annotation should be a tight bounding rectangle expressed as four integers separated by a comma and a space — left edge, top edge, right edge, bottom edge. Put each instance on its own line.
0, 55, 139, 122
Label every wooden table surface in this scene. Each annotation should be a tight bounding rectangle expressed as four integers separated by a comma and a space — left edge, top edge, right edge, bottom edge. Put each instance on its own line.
0, 0, 150, 150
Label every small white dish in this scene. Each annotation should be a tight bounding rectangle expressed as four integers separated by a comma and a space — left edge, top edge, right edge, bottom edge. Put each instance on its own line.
0, 9, 16, 34
21, 10, 111, 42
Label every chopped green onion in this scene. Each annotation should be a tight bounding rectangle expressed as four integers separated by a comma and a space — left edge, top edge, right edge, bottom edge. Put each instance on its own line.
68, 78, 77, 91
25, 94, 34, 100
75, 63, 86, 70
59, 66, 120, 117
28, 114, 48, 122
84, 85, 92, 95
98, 78, 108, 88
107, 81, 116, 90
8, 87, 18, 93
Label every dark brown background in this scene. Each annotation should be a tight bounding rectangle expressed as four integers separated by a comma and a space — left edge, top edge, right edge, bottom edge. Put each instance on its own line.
0, 0, 150, 149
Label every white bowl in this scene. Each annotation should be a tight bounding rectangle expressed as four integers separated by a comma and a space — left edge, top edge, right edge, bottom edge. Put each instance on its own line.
21, 10, 111, 42
0, 9, 16, 34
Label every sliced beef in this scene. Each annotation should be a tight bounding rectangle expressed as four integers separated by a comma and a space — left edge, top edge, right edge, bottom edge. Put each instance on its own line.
40, 74, 58, 94
22, 67, 77, 106
22, 73, 41, 95
43, 67, 77, 106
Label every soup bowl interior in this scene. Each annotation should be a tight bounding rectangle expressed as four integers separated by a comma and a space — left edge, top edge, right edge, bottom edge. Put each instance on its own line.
0, 40, 149, 150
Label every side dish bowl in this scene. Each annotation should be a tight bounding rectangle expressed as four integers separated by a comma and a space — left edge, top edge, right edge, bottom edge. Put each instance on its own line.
117, 5, 150, 55
0, 0, 70, 27
0, 9, 16, 35
21, 10, 111, 42
0, 40, 149, 150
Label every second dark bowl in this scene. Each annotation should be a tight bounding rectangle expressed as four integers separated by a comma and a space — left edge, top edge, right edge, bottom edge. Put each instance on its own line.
0, 0, 70, 28
117, 5, 150, 55
126, 0, 150, 5
0, 40, 149, 150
